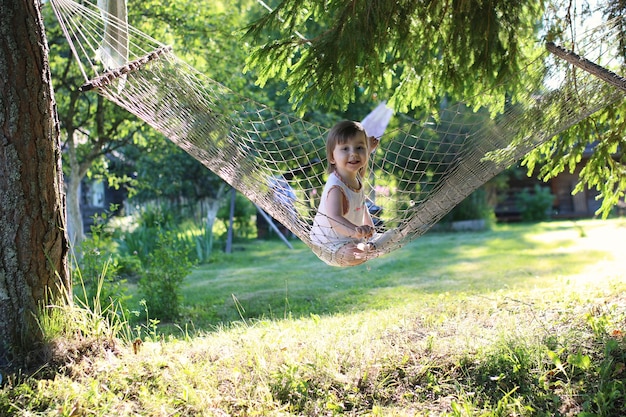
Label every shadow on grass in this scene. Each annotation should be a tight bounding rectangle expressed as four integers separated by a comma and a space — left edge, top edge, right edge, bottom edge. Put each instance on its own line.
177, 220, 613, 330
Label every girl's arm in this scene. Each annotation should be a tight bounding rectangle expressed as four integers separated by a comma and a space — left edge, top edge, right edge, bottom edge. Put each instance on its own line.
325, 186, 372, 238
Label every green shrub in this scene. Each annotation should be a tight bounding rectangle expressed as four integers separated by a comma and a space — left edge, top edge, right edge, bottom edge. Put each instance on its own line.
517, 185, 554, 222
116, 207, 200, 266
217, 191, 257, 240
115, 253, 143, 279
138, 229, 193, 321
441, 187, 495, 230
449, 188, 492, 221
115, 223, 159, 265
75, 216, 129, 310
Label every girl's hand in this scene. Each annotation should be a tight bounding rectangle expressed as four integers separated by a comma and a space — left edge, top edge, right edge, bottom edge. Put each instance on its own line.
354, 225, 374, 239
368, 136, 380, 153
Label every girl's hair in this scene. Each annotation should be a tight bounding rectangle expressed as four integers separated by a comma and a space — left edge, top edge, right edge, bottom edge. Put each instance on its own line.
326, 120, 369, 176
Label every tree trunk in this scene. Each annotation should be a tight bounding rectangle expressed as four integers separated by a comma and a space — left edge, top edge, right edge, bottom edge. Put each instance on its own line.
66, 151, 86, 250
0, 0, 70, 371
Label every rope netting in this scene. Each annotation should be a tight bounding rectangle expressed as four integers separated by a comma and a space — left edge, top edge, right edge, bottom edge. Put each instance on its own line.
50, 0, 626, 266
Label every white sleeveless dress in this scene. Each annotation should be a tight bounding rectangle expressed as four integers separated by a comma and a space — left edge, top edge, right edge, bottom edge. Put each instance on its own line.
310, 172, 368, 253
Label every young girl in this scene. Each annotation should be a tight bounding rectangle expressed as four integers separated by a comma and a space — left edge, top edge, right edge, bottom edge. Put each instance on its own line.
310, 120, 379, 266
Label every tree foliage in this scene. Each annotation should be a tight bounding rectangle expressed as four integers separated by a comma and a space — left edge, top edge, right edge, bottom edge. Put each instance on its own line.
523, 0, 626, 217
44, 6, 144, 247
245, 0, 626, 215
122, 0, 343, 214
245, 0, 544, 112
128, 138, 225, 206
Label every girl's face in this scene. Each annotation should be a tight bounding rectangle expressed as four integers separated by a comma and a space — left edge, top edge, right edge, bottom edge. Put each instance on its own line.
329, 132, 369, 178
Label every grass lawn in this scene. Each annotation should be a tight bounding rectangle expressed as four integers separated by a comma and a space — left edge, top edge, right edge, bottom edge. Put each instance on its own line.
182, 219, 622, 329
2, 218, 626, 416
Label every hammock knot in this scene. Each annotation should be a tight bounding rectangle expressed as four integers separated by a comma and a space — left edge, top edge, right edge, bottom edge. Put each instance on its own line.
79, 46, 173, 92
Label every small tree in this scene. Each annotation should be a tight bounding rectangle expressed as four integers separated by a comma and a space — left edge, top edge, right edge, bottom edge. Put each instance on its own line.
446, 188, 493, 223
218, 191, 258, 240
138, 229, 193, 322
44, 8, 143, 249
517, 185, 554, 222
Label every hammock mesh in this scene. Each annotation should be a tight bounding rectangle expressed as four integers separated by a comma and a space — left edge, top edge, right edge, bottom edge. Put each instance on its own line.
50, 0, 626, 266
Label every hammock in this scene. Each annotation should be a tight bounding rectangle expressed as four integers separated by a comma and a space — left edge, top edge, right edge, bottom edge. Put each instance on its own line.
50, 0, 626, 266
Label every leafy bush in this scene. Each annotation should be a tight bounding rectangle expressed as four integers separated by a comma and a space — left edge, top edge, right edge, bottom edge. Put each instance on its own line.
441, 187, 495, 230
75, 215, 129, 310
517, 185, 554, 222
137, 228, 193, 321
217, 191, 257, 240
115, 222, 159, 265
115, 254, 143, 280
174, 222, 217, 265
116, 206, 202, 267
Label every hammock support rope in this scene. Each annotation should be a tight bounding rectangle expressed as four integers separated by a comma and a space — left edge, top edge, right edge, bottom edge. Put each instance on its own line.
79, 46, 172, 92
546, 42, 626, 93
50, 0, 626, 266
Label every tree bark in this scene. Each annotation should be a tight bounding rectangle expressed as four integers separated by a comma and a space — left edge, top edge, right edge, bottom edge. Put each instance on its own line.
0, 0, 70, 371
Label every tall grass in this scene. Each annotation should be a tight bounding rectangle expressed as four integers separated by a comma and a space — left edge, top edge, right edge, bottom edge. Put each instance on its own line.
1, 219, 625, 416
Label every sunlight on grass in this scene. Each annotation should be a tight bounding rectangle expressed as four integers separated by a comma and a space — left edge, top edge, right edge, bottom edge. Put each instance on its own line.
3, 219, 625, 416
180, 219, 625, 327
